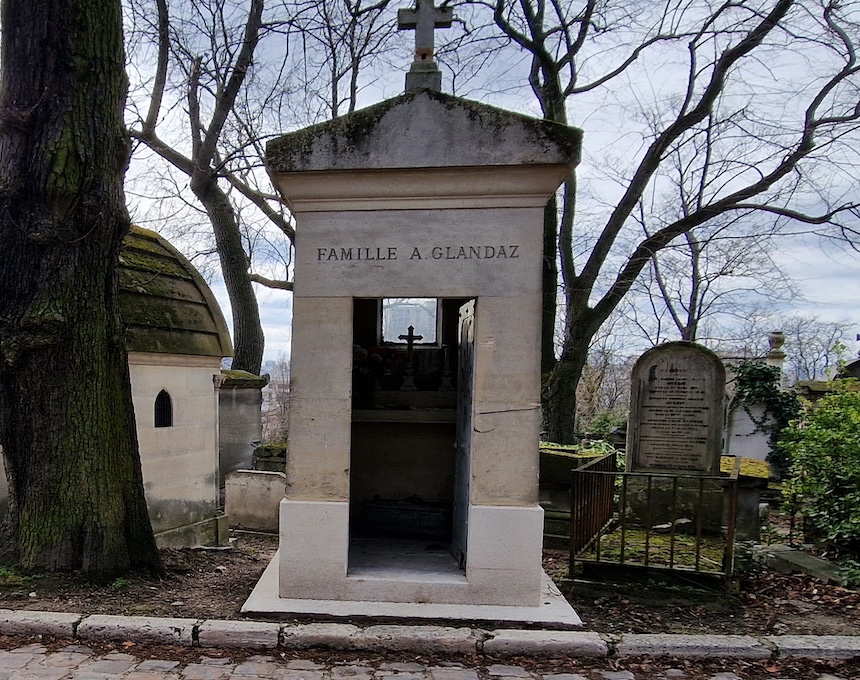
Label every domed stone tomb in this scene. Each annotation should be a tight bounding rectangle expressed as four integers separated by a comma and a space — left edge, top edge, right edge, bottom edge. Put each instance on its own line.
119, 227, 233, 546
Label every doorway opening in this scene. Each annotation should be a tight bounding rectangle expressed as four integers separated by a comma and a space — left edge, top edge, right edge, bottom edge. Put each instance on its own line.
348, 297, 475, 580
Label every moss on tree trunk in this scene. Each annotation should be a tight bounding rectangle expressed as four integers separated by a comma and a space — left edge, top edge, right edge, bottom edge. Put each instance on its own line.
0, 0, 162, 577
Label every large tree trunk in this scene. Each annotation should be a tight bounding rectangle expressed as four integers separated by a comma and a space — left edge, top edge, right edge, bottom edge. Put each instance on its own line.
0, 0, 162, 577
190, 174, 265, 375
543, 341, 589, 445
542, 298, 597, 444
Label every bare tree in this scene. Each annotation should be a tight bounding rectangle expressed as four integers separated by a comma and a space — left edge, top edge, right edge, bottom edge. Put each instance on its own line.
458, 0, 860, 442
714, 312, 851, 382
127, 0, 288, 374
574, 312, 633, 436
626, 221, 797, 346
781, 314, 851, 382
289, 0, 396, 120
126, 0, 400, 373
262, 352, 291, 442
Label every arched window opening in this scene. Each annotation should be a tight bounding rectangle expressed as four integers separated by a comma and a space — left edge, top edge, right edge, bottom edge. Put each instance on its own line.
154, 390, 173, 428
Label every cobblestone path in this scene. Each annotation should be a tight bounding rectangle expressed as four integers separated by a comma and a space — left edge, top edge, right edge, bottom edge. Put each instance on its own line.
0, 644, 852, 680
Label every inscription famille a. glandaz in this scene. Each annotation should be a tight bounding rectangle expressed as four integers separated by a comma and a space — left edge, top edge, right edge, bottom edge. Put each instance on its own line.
315, 245, 521, 261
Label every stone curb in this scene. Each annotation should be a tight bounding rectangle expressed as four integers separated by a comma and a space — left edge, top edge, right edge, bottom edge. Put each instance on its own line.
765, 634, 860, 659
0, 610, 81, 639
198, 620, 280, 649
1, 611, 859, 660
76, 614, 196, 647
614, 633, 771, 659
354, 625, 481, 654
482, 630, 608, 657
280, 623, 361, 650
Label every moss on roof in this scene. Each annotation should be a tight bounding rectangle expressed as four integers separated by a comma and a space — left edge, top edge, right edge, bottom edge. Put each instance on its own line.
220, 369, 270, 388
119, 227, 233, 358
266, 88, 582, 173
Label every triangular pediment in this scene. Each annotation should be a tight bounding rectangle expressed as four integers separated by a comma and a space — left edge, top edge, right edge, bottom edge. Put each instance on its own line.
266, 89, 581, 174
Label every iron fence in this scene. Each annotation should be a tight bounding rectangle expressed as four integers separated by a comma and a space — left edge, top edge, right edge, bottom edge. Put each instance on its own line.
570, 465, 739, 578
568, 453, 617, 555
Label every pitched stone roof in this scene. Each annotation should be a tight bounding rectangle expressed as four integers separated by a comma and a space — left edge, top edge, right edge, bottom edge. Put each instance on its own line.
266, 88, 581, 174
118, 227, 233, 358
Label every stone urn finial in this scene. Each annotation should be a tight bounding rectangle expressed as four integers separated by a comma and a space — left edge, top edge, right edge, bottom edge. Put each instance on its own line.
768, 331, 785, 350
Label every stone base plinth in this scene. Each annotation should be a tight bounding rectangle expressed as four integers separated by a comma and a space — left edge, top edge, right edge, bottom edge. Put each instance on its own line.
242, 550, 581, 627
274, 498, 546, 607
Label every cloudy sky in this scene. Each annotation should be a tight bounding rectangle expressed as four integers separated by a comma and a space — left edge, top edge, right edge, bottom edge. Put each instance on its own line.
133, 2, 860, 366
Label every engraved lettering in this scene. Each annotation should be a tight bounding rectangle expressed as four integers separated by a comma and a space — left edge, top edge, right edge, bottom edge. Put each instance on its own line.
316, 244, 521, 262
629, 348, 724, 474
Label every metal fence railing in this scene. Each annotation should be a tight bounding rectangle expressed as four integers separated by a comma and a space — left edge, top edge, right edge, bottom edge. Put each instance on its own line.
570, 465, 739, 579
568, 453, 617, 555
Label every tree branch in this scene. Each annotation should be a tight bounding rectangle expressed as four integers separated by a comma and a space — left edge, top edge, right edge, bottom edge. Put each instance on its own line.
222, 169, 296, 241
129, 129, 195, 176
198, 0, 264, 167
143, 0, 170, 133
579, 0, 794, 294
249, 273, 294, 290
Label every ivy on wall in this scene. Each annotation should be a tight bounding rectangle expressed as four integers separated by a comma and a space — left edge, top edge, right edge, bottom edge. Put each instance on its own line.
730, 361, 802, 477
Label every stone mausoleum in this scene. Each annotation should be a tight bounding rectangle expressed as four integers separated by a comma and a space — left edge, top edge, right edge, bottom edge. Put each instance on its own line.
120, 227, 233, 546
243, 84, 582, 622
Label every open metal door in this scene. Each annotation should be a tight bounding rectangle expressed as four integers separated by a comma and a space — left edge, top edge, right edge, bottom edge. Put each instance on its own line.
451, 299, 475, 568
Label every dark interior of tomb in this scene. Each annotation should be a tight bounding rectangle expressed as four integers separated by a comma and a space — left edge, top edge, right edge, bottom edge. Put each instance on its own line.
349, 298, 471, 569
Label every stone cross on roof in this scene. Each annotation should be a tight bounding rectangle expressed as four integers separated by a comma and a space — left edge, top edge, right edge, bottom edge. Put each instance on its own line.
397, 0, 453, 91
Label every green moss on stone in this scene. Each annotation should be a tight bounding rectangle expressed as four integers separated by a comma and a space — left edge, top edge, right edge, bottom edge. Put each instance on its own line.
221, 369, 269, 388
118, 249, 190, 279
266, 89, 581, 171
117, 227, 232, 358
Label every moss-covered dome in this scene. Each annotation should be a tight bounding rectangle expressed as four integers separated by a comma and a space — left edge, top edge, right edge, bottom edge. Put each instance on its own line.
119, 227, 233, 358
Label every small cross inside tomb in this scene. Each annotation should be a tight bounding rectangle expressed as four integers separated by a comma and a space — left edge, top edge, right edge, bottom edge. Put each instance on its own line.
397, 325, 423, 391
398, 325, 423, 361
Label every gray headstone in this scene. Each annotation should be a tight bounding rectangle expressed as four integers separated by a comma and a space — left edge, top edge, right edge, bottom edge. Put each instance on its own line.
626, 341, 725, 474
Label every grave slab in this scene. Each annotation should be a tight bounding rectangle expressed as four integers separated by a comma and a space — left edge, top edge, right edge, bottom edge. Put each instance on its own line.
627, 342, 726, 475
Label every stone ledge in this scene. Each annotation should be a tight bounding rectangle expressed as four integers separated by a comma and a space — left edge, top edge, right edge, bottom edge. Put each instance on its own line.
615, 634, 771, 659
353, 625, 480, 654
77, 615, 196, 647
197, 620, 280, 649
482, 630, 608, 657
0, 610, 82, 638
767, 634, 860, 659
